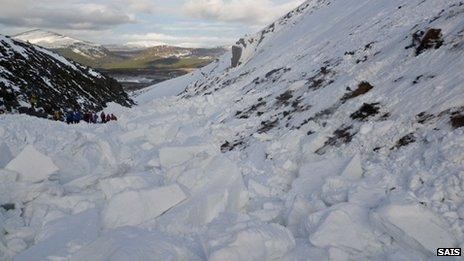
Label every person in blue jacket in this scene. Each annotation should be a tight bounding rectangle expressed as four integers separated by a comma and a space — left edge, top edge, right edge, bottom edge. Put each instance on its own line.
66, 110, 74, 124
74, 111, 82, 123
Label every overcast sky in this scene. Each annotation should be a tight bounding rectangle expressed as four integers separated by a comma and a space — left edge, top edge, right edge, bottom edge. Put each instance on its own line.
0, 0, 304, 47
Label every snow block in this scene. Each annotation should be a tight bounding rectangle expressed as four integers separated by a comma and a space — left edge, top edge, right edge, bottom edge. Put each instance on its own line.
103, 184, 187, 228
159, 144, 217, 169
71, 227, 202, 261
0, 142, 12, 168
309, 203, 378, 252
155, 156, 248, 233
14, 209, 99, 261
294, 158, 345, 198
340, 154, 363, 181
5, 145, 59, 183
204, 215, 296, 261
99, 174, 160, 199
371, 203, 457, 255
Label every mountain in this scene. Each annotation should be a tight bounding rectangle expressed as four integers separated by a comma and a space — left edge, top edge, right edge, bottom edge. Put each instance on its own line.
102, 45, 227, 70
14, 29, 109, 60
13, 30, 227, 70
0, 35, 133, 118
1, 0, 464, 260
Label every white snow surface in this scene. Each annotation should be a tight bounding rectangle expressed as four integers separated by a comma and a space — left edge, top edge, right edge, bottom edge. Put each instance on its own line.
5, 145, 59, 183
13, 29, 107, 59
1, 0, 464, 260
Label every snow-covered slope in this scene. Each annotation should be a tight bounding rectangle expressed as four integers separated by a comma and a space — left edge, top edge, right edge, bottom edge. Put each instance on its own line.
0, 35, 133, 117
1, 0, 464, 260
14, 30, 109, 59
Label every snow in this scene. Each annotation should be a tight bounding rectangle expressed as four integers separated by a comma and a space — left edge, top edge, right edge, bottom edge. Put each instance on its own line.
103, 184, 187, 228
308, 203, 379, 253
34, 46, 79, 71
13, 30, 83, 49
372, 202, 458, 256
70, 227, 202, 261
204, 214, 295, 261
1, 0, 464, 260
5, 145, 59, 183
14, 209, 100, 261
0, 142, 13, 168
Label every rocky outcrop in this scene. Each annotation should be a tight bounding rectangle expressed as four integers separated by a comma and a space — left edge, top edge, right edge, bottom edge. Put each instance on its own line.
0, 35, 133, 118
231, 45, 243, 68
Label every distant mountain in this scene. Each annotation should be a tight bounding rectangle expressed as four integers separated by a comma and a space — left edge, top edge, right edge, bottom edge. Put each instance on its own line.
14, 29, 110, 60
13, 30, 227, 70
0, 35, 133, 118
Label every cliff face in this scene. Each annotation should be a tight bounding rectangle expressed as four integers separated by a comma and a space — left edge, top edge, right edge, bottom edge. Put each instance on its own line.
0, 35, 133, 118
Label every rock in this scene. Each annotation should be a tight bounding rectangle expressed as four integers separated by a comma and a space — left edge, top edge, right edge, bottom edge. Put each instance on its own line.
103, 184, 187, 228
371, 202, 457, 256
231, 45, 243, 68
5, 145, 59, 183
416, 28, 444, 55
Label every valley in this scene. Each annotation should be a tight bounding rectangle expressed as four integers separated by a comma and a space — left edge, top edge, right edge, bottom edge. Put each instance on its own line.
13, 29, 227, 90
102, 68, 193, 91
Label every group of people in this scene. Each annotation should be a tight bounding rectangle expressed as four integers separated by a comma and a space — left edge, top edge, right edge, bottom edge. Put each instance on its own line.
62, 110, 117, 124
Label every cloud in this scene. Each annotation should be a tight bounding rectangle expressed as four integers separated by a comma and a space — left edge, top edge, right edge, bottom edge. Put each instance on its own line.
182, 0, 304, 25
112, 0, 157, 13
0, 0, 136, 30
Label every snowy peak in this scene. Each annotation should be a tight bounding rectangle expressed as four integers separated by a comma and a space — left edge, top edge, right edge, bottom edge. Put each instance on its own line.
13, 29, 93, 49
13, 29, 108, 59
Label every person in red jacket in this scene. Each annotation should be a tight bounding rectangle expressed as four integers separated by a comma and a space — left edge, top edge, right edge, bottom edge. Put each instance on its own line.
106, 114, 111, 123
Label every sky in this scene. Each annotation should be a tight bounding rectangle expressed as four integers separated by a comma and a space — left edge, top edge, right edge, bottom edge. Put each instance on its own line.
0, 0, 304, 47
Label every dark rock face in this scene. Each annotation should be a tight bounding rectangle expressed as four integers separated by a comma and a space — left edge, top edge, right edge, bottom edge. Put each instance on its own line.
407, 28, 444, 55
0, 35, 133, 118
231, 45, 243, 68
416, 28, 444, 55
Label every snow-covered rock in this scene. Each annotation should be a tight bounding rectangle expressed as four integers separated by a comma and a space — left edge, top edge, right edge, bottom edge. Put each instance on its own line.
103, 184, 187, 228
5, 145, 59, 183
371, 202, 458, 256
0, 34, 133, 118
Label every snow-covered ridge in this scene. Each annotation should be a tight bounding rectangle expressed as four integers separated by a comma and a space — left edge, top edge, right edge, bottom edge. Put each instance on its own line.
0, 35, 133, 117
1, 0, 464, 260
13, 29, 108, 59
